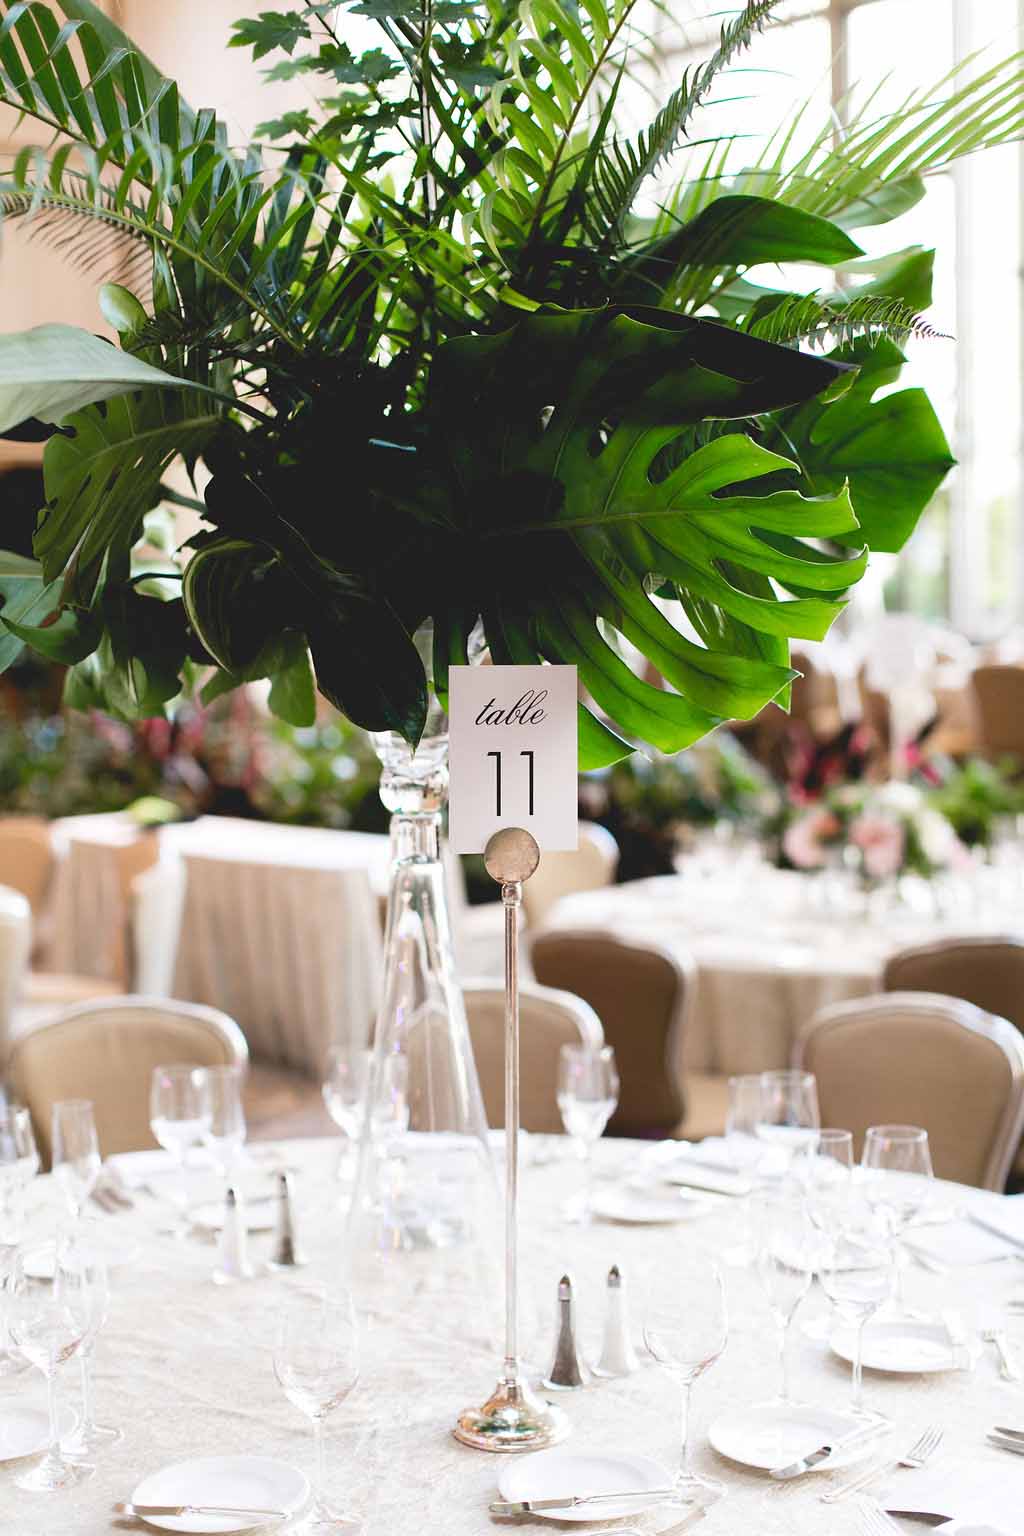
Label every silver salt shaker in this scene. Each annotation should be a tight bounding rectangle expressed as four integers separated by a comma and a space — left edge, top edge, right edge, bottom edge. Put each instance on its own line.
594, 1264, 639, 1377
213, 1186, 254, 1284
543, 1273, 588, 1389
268, 1171, 306, 1268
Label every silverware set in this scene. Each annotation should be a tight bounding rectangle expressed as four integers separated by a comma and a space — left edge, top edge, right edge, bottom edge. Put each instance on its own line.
989, 1423, 1024, 1456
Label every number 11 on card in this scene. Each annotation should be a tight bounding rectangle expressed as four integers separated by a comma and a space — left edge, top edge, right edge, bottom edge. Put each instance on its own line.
486, 750, 534, 818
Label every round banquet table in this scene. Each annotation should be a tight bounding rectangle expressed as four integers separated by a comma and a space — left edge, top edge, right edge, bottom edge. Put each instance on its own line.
543, 866, 1024, 1075
3, 1135, 1022, 1535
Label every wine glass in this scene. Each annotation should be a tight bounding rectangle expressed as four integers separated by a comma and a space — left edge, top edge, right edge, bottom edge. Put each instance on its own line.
802, 1128, 854, 1342
861, 1124, 934, 1315
756, 1071, 820, 1179
323, 1047, 373, 1180
819, 1204, 895, 1420
202, 1065, 247, 1179
149, 1066, 212, 1232
557, 1044, 619, 1222
753, 1195, 816, 1415
0, 1106, 39, 1242
5, 1238, 96, 1490
643, 1253, 729, 1510
55, 1227, 121, 1456
273, 1289, 360, 1533
723, 1074, 762, 1265
51, 1101, 100, 1221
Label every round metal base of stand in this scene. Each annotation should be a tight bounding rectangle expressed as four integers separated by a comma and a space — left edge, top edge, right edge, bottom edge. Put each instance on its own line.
453, 1377, 571, 1452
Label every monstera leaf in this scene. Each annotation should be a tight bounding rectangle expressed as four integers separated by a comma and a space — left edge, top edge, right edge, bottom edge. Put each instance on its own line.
429, 309, 864, 767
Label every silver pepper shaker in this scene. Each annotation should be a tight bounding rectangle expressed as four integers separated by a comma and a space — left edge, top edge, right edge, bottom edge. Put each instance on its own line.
267, 1171, 306, 1268
543, 1273, 588, 1389
594, 1264, 639, 1377
213, 1186, 254, 1284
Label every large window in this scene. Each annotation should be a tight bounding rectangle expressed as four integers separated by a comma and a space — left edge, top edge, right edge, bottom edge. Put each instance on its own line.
653, 0, 1024, 640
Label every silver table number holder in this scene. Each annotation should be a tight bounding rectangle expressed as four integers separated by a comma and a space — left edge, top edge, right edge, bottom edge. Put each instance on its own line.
454, 827, 570, 1452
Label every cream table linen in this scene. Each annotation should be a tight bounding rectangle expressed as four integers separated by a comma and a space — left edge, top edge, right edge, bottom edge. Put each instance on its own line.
3, 1136, 1022, 1536
544, 869, 1024, 1074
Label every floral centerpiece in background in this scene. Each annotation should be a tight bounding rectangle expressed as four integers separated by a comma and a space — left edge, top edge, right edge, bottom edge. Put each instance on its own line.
781, 781, 969, 883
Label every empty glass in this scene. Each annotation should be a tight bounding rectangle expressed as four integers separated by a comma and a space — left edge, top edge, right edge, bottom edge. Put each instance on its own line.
323, 1047, 374, 1180
273, 1289, 360, 1533
149, 1065, 211, 1230
861, 1124, 934, 1315
5, 1238, 97, 1490
819, 1206, 894, 1419
644, 1254, 729, 1510
60, 1228, 121, 1456
557, 1044, 619, 1222
0, 1106, 39, 1243
723, 1074, 763, 1266
51, 1101, 100, 1221
756, 1071, 820, 1179
802, 1129, 854, 1342
202, 1066, 247, 1178
754, 1196, 816, 1411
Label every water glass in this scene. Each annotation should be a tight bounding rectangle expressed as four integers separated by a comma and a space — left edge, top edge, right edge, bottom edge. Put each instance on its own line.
557, 1044, 619, 1221
0, 1105, 39, 1242
643, 1254, 728, 1509
802, 1128, 854, 1342
273, 1289, 360, 1533
753, 1195, 816, 1408
756, 1071, 820, 1179
861, 1124, 933, 1314
202, 1065, 247, 1178
149, 1066, 212, 1230
323, 1047, 373, 1179
723, 1073, 762, 1265
60, 1228, 121, 1456
5, 1239, 96, 1490
51, 1101, 101, 1220
819, 1206, 894, 1418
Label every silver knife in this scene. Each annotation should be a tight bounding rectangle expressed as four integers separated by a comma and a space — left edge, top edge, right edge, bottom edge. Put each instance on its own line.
886, 1514, 949, 1528
489, 1488, 675, 1515
988, 1431, 1024, 1457
769, 1422, 888, 1480
992, 1424, 1024, 1440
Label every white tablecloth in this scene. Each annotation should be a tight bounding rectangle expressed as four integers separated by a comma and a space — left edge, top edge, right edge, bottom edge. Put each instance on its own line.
545, 867, 1024, 1074
3, 1137, 1021, 1535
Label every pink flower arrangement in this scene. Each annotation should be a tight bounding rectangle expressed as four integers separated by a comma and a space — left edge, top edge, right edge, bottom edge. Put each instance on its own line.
782, 808, 841, 870
849, 813, 905, 881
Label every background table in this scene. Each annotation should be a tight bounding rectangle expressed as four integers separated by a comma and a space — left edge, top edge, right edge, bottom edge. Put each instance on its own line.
3, 1136, 1021, 1535
545, 866, 1024, 1074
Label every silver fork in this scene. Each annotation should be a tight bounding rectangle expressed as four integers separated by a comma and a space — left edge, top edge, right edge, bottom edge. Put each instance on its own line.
821, 1425, 944, 1504
855, 1500, 902, 1536
982, 1326, 1022, 1381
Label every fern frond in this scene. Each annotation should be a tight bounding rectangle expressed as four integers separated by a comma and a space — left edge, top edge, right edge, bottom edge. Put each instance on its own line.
585, 0, 776, 247
747, 293, 950, 350
0, 183, 153, 286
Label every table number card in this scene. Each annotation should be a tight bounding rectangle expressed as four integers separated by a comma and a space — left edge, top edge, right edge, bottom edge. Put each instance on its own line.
448, 664, 578, 855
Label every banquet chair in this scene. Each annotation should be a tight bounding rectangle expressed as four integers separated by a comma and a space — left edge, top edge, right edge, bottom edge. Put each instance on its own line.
463, 979, 603, 1134
0, 818, 54, 922
795, 992, 1024, 1191
0, 885, 31, 1058
530, 929, 693, 1138
521, 822, 619, 930
972, 664, 1024, 760
8, 995, 247, 1163
883, 936, 1024, 1035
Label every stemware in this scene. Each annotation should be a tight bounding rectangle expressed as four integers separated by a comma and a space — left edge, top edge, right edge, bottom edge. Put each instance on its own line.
60, 1228, 121, 1456
756, 1071, 820, 1180
5, 1238, 96, 1490
723, 1074, 762, 1266
557, 1044, 619, 1222
819, 1205, 895, 1420
202, 1065, 247, 1179
0, 1106, 36, 1379
149, 1065, 212, 1231
753, 1195, 816, 1413
861, 1125, 934, 1315
51, 1101, 101, 1221
643, 1254, 729, 1510
802, 1129, 854, 1342
322, 1046, 374, 1180
273, 1289, 360, 1534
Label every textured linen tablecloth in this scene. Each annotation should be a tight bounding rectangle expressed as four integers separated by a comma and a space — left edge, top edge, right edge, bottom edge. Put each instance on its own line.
545, 869, 1024, 1074
2, 1136, 1022, 1536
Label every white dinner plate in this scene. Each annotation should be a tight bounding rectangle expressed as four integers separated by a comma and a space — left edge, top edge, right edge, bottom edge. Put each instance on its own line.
130, 1454, 309, 1533
0, 1403, 76, 1462
189, 1199, 276, 1234
830, 1318, 981, 1374
23, 1238, 141, 1281
497, 1448, 672, 1522
590, 1186, 713, 1225
708, 1402, 882, 1473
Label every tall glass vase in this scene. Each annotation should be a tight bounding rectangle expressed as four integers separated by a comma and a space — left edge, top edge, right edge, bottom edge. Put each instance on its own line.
345, 678, 501, 1346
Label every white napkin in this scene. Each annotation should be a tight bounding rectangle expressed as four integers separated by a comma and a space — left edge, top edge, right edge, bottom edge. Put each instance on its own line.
879, 1451, 1024, 1529
904, 1217, 1018, 1267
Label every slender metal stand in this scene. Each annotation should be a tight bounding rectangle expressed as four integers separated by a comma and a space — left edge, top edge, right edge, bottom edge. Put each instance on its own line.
453, 828, 570, 1452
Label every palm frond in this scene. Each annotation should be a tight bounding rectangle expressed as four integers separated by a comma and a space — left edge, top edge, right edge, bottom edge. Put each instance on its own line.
746, 293, 950, 350
0, 181, 153, 286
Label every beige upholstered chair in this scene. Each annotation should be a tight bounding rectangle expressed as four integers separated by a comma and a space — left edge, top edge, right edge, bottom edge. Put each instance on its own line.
531, 929, 693, 1138
0, 885, 31, 1057
9, 995, 247, 1162
0, 817, 54, 920
972, 664, 1024, 760
795, 992, 1024, 1191
464, 980, 603, 1133
521, 822, 619, 930
883, 936, 1024, 1035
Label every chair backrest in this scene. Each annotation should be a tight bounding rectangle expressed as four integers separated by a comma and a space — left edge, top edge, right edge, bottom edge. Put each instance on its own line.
521, 822, 619, 930
8, 995, 248, 1162
463, 979, 603, 1134
531, 928, 693, 1137
972, 665, 1024, 759
0, 884, 31, 1060
0, 817, 53, 917
51, 831, 161, 984
883, 936, 1024, 1035
795, 991, 1024, 1191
